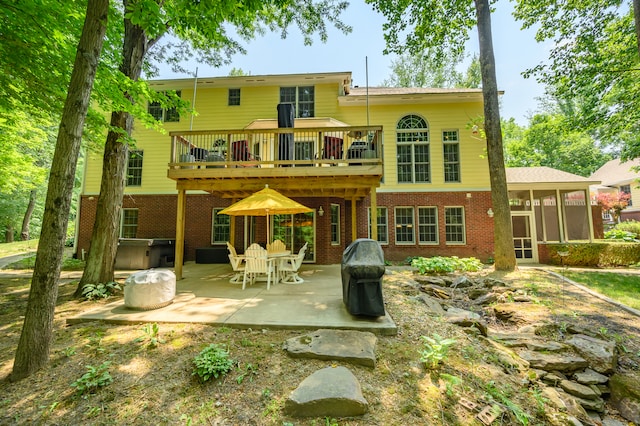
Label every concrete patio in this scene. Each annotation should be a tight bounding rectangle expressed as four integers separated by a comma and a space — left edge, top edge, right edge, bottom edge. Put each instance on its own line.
68, 263, 398, 335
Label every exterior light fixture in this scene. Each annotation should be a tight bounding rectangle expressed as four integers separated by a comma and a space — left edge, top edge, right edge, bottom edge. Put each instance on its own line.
487, 208, 494, 218
318, 206, 324, 217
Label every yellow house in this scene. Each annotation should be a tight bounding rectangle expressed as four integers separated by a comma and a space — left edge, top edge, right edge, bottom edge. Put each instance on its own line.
77, 71, 501, 275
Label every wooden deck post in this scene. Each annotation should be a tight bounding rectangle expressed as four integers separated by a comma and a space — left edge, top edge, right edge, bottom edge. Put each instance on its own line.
175, 188, 186, 280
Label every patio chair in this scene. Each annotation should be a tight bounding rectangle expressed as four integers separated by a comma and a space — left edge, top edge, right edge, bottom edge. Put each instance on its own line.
243, 243, 276, 290
278, 242, 308, 284
267, 239, 286, 254
226, 242, 245, 284
231, 140, 259, 167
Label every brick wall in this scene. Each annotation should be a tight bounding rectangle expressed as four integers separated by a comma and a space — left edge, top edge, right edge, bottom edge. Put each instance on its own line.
76, 191, 496, 264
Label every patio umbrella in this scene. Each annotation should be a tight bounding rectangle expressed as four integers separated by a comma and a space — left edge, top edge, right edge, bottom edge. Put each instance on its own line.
218, 184, 312, 244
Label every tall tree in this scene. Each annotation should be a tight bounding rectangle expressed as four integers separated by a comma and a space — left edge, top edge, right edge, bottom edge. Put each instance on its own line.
369, 0, 517, 270
513, 1, 640, 159
10, 0, 109, 381
505, 112, 612, 177
77, 0, 351, 294
382, 50, 481, 88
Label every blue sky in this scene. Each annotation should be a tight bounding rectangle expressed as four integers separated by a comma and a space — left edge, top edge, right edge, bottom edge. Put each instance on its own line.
158, 0, 551, 125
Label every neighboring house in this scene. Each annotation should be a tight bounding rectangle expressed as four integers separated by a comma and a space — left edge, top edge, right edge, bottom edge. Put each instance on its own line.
75, 71, 600, 274
590, 158, 640, 222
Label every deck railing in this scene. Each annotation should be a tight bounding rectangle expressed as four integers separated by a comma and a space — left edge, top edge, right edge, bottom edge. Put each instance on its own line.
169, 126, 383, 169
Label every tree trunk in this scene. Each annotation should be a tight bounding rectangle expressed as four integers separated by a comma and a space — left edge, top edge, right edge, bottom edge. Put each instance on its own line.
11, 0, 108, 381
76, 3, 149, 296
5, 225, 14, 243
474, 0, 516, 271
634, 0, 640, 57
20, 189, 37, 241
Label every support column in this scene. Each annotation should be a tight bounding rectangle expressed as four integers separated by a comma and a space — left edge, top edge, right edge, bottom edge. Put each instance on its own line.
175, 188, 186, 280
370, 187, 378, 241
351, 196, 357, 242
556, 189, 566, 242
585, 188, 595, 242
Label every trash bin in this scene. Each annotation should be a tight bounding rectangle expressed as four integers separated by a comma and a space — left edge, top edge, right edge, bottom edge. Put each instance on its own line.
114, 238, 175, 270
341, 238, 386, 317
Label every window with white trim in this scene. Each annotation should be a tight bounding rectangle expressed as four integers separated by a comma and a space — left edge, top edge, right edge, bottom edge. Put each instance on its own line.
330, 204, 340, 245
418, 207, 438, 244
228, 88, 240, 106
120, 209, 138, 238
443, 130, 460, 182
444, 207, 466, 244
280, 86, 314, 118
211, 208, 230, 244
395, 207, 415, 244
126, 150, 143, 186
396, 114, 430, 183
368, 207, 388, 244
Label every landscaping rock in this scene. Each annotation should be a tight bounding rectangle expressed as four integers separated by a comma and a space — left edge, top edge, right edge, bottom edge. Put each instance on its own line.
559, 379, 600, 400
541, 387, 590, 422
472, 292, 498, 306
413, 275, 447, 286
445, 308, 487, 336
493, 303, 550, 326
283, 329, 377, 368
481, 337, 530, 372
451, 276, 474, 289
413, 294, 445, 315
284, 366, 368, 417
565, 334, 617, 375
574, 368, 609, 385
518, 351, 588, 373
609, 372, 640, 424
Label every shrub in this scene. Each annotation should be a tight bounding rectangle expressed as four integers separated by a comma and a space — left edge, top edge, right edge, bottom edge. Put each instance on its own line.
546, 243, 640, 267
411, 256, 483, 274
615, 220, 640, 239
192, 344, 235, 382
604, 229, 638, 242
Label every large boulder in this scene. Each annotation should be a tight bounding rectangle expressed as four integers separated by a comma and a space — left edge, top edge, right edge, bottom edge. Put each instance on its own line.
282, 329, 377, 367
284, 366, 368, 417
518, 351, 588, 373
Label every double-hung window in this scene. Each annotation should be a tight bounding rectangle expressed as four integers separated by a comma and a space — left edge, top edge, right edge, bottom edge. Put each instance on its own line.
396, 115, 430, 183
620, 184, 633, 207
330, 204, 340, 245
368, 207, 388, 244
280, 86, 314, 118
444, 207, 466, 244
120, 209, 138, 238
126, 150, 143, 186
211, 208, 230, 244
418, 207, 438, 244
228, 88, 240, 106
148, 90, 181, 122
443, 130, 460, 182
395, 207, 415, 244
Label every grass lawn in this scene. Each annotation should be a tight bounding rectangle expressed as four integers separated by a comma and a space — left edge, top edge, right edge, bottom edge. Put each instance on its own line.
563, 270, 640, 310
0, 240, 38, 258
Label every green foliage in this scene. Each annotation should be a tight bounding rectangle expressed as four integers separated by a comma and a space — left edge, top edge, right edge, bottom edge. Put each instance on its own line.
235, 363, 258, 384
135, 323, 165, 349
192, 344, 235, 382
82, 282, 121, 301
547, 243, 640, 267
419, 333, 457, 369
85, 332, 106, 356
411, 256, 483, 274
71, 362, 113, 395
484, 380, 531, 425
615, 220, 640, 239
604, 229, 638, 242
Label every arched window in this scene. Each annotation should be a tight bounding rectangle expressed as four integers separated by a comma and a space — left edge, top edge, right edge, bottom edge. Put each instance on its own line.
396, 115, 430, 183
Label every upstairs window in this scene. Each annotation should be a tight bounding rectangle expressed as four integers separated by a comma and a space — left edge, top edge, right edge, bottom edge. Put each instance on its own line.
126, 150, 143, 186
620, 184, 633, 207
280, 86, 314, 118
228, 88, 240, 106
148, 90, 181, 122
443, 130, 460, 182
396, 115, 430, 183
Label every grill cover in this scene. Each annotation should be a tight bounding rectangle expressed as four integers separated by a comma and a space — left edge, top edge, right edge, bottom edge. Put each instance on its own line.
341, 238, 386, 317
